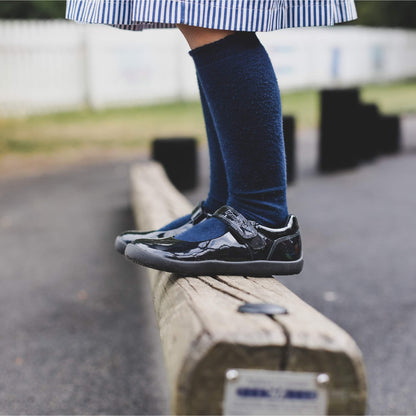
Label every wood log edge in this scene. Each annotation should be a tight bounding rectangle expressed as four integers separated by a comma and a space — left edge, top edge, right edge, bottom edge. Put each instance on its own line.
130, 161, 367, 415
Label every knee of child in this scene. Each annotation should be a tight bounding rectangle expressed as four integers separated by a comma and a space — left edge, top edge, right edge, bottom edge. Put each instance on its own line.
177, 24, 235, 49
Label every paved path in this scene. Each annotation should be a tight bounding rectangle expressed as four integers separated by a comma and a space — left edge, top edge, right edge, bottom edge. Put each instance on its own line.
0, 115, 415, 415
186, 115, 416, 415
0, 160, 169, 414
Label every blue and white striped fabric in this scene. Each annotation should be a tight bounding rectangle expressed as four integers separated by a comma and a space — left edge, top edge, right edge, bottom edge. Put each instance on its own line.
66, 0, 357, 32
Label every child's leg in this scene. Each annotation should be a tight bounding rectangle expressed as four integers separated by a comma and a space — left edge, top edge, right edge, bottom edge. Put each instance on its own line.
176, 27, 288, 242
124, 27, 302, 276
178, 25, 235, 49
158, 76, 228, 230
114, 55, 228, 252
196, 76, 228, 213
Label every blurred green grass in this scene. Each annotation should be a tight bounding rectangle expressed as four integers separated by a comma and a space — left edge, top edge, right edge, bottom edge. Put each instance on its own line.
1, 79, 415, 157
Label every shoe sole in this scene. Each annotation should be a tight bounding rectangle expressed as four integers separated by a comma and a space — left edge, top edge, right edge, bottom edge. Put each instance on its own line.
115, 236, 127, 255
125, 243, 303, 277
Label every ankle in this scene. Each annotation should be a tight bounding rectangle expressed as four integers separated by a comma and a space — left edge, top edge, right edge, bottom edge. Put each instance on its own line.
227, 202, 288, 229
203, 197, 225, 213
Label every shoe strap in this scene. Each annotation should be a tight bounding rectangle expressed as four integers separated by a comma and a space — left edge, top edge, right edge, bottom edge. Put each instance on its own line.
190, 201, 207, 224
213, 206, 266, 249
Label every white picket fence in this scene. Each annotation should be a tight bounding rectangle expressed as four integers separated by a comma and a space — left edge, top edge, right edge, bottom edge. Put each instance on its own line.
1, 20, 415, 117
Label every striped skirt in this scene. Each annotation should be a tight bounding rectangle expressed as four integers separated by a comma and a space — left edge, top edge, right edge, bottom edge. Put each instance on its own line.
66, 0, 357, 32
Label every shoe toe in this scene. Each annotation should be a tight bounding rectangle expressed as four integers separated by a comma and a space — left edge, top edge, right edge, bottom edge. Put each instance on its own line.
125, 241, 169, 270
115, 235, 128, 254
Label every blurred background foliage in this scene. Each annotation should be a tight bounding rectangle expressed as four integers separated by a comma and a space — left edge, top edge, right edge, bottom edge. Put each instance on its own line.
0, 1, 415, 28
0, 1, 66, 20
353, 1, 416, 28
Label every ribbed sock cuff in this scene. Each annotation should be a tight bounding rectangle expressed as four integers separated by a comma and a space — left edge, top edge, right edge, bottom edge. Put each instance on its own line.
189, 32, 259, 67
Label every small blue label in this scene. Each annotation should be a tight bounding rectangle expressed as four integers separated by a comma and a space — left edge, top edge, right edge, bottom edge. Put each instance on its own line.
237, 388, 317, 400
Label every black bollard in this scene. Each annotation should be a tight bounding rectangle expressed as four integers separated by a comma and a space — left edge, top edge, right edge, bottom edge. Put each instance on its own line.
152, 137, 198, 191
379, 115, 401, 155
283, 115, 296, 185
319, 88, 361, 172
356, 103, 380, 162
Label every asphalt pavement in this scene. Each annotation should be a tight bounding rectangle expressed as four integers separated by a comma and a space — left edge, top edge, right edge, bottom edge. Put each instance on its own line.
186, 114, 416, 415
0, 159, 169, 414
0, 115, 415, 415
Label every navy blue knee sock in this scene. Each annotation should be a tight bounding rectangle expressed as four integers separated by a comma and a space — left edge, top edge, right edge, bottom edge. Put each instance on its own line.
197, 77, 228, 212
159, 75, 227, 231
177, 32, 288, 242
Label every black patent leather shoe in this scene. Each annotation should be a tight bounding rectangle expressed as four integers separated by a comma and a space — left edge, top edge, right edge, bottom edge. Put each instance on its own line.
125, 205, 303, 277
114, 201, 209, 254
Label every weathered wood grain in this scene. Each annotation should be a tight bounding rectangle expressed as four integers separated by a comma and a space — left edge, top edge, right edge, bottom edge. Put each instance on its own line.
130, 161, 367, 415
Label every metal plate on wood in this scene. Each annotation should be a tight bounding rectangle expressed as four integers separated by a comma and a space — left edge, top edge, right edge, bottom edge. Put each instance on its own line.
223, 369, 329, 415
238, 303, 288, 315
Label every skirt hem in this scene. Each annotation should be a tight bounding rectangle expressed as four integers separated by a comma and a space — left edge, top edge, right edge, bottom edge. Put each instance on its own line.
66, 0, 357, 32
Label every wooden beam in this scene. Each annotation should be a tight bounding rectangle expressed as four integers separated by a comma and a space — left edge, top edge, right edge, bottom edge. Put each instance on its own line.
130, 161, 367, 415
